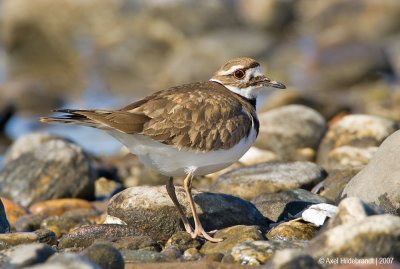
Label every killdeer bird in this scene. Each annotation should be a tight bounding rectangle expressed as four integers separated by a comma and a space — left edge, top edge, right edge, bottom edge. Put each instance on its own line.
41, 57, 285, 242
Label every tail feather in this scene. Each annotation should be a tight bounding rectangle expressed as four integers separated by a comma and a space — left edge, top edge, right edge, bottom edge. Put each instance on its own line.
40, 109, 103, 128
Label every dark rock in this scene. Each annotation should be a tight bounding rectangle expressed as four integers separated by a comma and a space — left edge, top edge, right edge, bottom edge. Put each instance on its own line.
81, 243, 124, 269
341, 130, 400, 215
213, 162, 327, 200
58, 224, 148, 249
0, 198, 10, 233
266, 220, 318, 241
319, 169, 360, 202
2, 243, 55, 268
252, 189, 331, 222
106, 186, 266, 240
317, 115, 397, 171
0, 138, 95, 207
200, 225, 264, 255
255, 105, 327, 161
307, 215, 400, 260
228, 240, 307, 265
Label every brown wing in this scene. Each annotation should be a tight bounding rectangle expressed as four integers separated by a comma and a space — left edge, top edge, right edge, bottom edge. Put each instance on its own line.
41, 82, 255, 152
122, 81, 255, 152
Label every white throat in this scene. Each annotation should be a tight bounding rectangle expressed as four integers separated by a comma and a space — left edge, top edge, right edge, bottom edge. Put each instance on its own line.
210, 79, 260, 99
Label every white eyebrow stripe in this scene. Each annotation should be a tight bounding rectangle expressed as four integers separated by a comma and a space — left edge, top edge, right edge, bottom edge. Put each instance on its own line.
217, 65, 244, 76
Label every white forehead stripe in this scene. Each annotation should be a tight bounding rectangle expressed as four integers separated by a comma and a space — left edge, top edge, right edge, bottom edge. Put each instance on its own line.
217, 65, 244, 76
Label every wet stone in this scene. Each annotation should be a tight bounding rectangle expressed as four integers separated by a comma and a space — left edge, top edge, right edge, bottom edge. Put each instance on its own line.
2, 243, 55, 268
342, 130, 400, 215
0, 139, 95, 207
252, 189, 331, 222
200, 225, 264, 255
213, 161, 327, 200
266, 220, 318, 241
81, 243, 124, 269
228, 240, 307, 265
106, 186, 266, 241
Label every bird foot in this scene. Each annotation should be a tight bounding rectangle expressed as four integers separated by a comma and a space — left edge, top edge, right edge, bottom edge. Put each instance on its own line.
190, 228, 223, 242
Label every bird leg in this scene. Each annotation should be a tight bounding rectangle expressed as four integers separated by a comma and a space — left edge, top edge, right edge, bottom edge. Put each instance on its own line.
166, 177, 193, 234
183, 172, 223, 242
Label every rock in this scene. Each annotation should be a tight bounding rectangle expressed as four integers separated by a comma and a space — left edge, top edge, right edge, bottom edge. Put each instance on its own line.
29, 198, 94, 216
327, 197, 378, 229
228, 240, 307, 265
81, 243, 124, 269
255, 105, 327, 160
252, 189, 331, 222
307, 215, 400, 260
341, 129, 400, 214
238, 147, 278, 166
214, 162, 326, 200
317, 115, 397, 171
266, 249, 322, 269
160, 246, 182, 261
1, 197, 28, 228
14, 215, 45, 232
165, 231, 201, 252
329, 265, 400, 269
106, 186, 266, 240
266, 220, 318, 241
0, 199, 10, 233
3, 133, 63, 164
236, 0, 294, 31
183, 248, 201, 261
0, 138, 95, 207
25, 253, 101, 269
2, 243, 55, 268
0, 229, 56, 250
95, 177, 123, 200
104, 236, 161, 252
200, 225, 264, 255
58, 224, 148, 249
41, 216, 88, 238
319, 169, 360, 202
120, 250, 168, 263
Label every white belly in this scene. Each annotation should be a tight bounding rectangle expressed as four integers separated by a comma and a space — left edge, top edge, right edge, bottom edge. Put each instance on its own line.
108, 128, 257, 177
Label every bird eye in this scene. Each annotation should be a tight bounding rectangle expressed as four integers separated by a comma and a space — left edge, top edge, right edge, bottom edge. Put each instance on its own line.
233, 69, 245, 80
